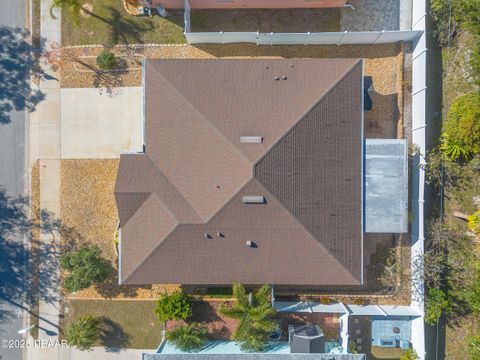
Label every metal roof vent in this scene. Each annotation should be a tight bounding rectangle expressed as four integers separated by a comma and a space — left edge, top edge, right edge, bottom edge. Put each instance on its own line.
246, 240, 252, 247
204, 233, 211, 239
240, 136, 263, 144
242, 196, 265, 204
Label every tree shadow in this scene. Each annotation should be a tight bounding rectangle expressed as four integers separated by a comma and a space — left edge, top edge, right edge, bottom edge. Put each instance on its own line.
99, 317, 130, 351
83, 6, 154, 45
0, 26, 45, 125
0, 188, 74, 333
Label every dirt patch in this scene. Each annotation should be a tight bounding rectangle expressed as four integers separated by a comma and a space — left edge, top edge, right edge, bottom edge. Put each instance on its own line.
80, 3, 93, 18
60, 159, 180, 299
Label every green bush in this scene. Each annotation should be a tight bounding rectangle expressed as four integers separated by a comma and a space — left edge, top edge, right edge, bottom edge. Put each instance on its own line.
66, 315, 101, 350
467, 329, 480, 359
425, 288, 450, 325
468, 210, 480, 235
442, 92, 480, 159
60, 245, 111, 293
96, 50, 116, 70
401, 348, 419, 360
155, 291, 192, 323
166, 324, 208, 352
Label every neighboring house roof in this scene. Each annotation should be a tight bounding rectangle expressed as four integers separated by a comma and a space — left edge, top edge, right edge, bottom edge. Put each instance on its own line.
115, 58, 364, 285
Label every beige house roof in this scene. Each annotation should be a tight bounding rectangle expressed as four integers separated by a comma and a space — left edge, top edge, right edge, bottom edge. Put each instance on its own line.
115, 58, 364, 285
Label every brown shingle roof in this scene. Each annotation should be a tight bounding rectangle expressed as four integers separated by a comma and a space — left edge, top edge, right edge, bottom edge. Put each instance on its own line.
115, 58, 364, 285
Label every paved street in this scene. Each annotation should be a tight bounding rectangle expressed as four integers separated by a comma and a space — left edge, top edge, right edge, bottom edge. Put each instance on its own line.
0, 0, 28, 359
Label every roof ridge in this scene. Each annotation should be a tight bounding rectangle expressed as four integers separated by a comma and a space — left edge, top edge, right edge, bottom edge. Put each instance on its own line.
254, 60, 363, 281
121, 192, 180, 283
144, 154, 203, 223
254, 59, 362, 166
252, 179, 360, 284
116, 191, 152, 226
147, 60, 252, 166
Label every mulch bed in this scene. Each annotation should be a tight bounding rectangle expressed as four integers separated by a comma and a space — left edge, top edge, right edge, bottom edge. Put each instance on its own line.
166, 300, 239, 340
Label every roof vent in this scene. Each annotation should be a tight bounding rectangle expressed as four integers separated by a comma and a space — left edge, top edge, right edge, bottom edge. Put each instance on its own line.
242, 196, 265, 204
282, 75, 287, 80
274, 76, 280, 81
246, 240, 253, 247
204, 233, 212, 239
240, 136, 263, 144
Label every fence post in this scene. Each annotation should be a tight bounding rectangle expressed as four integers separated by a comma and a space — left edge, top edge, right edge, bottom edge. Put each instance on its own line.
337, 30, 347, 45
220, 31, 224, 44
270, 32, 274, 46
373, 30, 386, 45
304, 32, 310, 46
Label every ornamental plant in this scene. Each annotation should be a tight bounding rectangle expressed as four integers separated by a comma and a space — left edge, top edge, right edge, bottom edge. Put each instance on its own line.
60, 245, 111, 293
219, 283, 276, 352
166, 324, 207, 352
442, 92, 480, 159
468, 210, 480, 236
155, 291, 192, 324
66, 315, 101, 350
96, 50, 116, 70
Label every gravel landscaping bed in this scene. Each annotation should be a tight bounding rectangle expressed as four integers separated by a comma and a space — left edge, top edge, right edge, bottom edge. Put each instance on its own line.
60, 159, 180, 299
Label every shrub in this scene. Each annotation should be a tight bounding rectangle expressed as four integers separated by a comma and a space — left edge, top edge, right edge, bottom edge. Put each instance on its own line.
166, 324, 208, 352
219, 283, 276, 352
425, 288, 450, 325
96, 50, 116, 70
155, 291, 192, 324
66, 315, 101, 350
468, 210, 480, 236
442, 92, 480, 159
60, 245, 111, 293
466, 266, 480, 314
467, 330, 480, 359
401, 348, 419, 360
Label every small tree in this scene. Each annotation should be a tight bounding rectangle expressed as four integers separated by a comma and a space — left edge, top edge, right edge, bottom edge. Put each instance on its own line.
442, 92, 480, 159
219, 283, 276, 352
96, 50, 116, 70
66, 315, 101, 350
60, 245, 110, 293
425, 288, 450, 325
50, 0, 82, 22
166, 324, 207, 352
400, 348, 419, 360
155, 291, 192, 325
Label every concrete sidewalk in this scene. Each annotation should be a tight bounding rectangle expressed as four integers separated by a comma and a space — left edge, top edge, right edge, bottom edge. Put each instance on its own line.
29, 0, 62, 343
28, 346, 150, 360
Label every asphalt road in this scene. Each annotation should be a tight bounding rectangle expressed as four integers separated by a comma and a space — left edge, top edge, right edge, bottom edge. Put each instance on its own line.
0, 0, 28, 359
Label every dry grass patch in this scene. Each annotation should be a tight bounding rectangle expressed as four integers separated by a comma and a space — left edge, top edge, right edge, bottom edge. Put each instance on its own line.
60, 159, 179, 299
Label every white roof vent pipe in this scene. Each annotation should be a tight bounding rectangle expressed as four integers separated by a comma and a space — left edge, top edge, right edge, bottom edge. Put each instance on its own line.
242, 196, 265, 204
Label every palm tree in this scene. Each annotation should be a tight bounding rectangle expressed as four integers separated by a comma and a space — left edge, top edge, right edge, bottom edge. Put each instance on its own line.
219, 283, 276, 352
66, 314, 101, 350
50, 0, 82, 23
166, 324, 208, 352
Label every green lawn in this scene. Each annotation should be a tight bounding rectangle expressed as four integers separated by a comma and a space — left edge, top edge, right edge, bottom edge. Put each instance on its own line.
61, 300, 162, 349
61, 0, 186, 46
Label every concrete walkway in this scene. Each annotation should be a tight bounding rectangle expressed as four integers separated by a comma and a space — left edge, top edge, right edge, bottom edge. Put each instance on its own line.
28, 346, 149, 360
61, 87, 143, 158
29, 0, 62, 343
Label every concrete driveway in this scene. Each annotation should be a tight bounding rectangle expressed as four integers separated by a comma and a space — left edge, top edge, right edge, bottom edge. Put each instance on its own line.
61, 87, 143, 158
